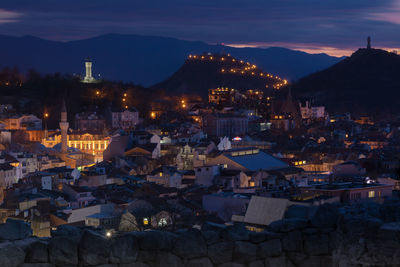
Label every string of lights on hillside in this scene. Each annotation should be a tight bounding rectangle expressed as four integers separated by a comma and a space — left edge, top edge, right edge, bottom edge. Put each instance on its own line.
187, 54, 288, 90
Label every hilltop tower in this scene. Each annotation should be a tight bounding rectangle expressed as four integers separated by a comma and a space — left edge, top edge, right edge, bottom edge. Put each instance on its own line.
367, 36, 371, 49
59, 99, 69, 153
82, 57, 96, 83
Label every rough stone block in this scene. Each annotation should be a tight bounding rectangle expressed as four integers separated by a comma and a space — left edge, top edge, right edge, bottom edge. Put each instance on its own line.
0, 218, 32, 240
25, 240, 49, 263
173, 229, 207, 259
208, 241, 234, 265
78, 230, 110, 266
186, 257, 213, 267
257, 239, 282, 258
110, 233, 139, 263
282, 230, 303, 252
233, 241, 257, 263
304, 234, 329, 256
48, 236, 78, 266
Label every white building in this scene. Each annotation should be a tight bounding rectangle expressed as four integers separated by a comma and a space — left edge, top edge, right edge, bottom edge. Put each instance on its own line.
299, 101, 326, 120
147, 166, 182, 188
111, 108, 139, 129
0, 114, 42, 130
195, 165, 221, 186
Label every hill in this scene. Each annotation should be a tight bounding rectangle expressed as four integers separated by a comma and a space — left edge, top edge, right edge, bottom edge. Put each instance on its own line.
151, 53, 287, 97
0, 34, 342, 86
292, 48, 400, 115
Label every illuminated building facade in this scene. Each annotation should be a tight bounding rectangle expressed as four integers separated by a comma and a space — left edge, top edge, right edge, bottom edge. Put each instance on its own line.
111, 108, 139, 129
203, 113, 248, 137
42, 132, 110, 162
0, 115, 42, 130
82, 58, 97, 83
208, 88, 237, 105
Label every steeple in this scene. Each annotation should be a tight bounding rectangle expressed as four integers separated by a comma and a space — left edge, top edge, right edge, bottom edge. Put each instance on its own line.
367, 36, 371, 49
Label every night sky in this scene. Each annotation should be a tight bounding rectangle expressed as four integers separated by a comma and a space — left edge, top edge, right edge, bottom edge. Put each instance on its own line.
1, 0, 400, 56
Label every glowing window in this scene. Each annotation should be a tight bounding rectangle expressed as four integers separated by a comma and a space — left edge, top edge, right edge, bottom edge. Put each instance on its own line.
158, 218, 168, 227
143, 218, 149, 225
368, 191, 375, 198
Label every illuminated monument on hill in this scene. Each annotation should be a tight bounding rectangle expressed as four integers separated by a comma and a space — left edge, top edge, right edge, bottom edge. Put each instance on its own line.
82, 57, 97, 83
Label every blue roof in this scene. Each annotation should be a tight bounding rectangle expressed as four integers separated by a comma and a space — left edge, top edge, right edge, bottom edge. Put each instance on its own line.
225, 150, 288, 171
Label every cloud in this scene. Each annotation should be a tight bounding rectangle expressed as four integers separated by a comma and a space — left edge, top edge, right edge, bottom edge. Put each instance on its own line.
0, 0, 400, 55
0, 8, 22, 24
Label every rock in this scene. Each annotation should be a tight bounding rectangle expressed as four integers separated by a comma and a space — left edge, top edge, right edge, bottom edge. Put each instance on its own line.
186, 257, 213, 267
265, 255, 294, 267
0, 242, 26, 267
137, 250, 159, 264
19, 264, 55, 267
287, 252, 308, 266
25, 240, 49, 263
269, 219, 308, 233
79, 230, 110, 266
173, 229, 207, 259
285, 205, 317, 220
110, 233, 139, 263
257, 239, 282, 258
304, 234, 329, 256
310, 204, 339, 228
339, 215, 383, 239
218, 263, 245, 267
208, 241, 234, 265
282, 230, 303, 252
378, 222, 400, 241
201, 230, 220, 244
51, 224, 83, 242
201, 221, 227, 232
120, 263, 150, 267
48, 236, 78, 266
233, 241, 257, 263
136, 230, 177, 250
299, 256, 333, 267
248, 260, 265, 267
156, 251, 183, 267
249, 231, 281, 244
220, 224, 249, 241
0, 218, 32, 240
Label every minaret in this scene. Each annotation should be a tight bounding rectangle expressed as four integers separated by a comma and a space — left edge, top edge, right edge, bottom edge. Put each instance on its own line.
367, 36, 371, 49
59, 99, 69, 154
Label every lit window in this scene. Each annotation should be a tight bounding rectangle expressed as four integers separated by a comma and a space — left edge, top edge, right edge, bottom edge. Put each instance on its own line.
143, 218, 149, 225
249, 181, 255, 187
368, 191, 375, 198
158, 218, 168, 227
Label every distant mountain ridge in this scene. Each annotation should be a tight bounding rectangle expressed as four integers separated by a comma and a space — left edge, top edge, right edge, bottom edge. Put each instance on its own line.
292, 48, 400, 115
0, 34, 342, 86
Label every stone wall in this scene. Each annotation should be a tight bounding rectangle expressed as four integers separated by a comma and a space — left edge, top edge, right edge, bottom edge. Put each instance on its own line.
2, 202, 400, 266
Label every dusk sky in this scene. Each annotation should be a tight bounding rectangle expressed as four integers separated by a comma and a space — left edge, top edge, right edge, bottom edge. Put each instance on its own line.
1, 0, 400, 56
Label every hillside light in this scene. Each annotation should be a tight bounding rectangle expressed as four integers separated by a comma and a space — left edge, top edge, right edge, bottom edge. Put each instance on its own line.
106, 231, 112, 238
151, 112, 156, 119
44, 113, 49, 118
124, 93, 127, 97
96, 91, 100, 95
